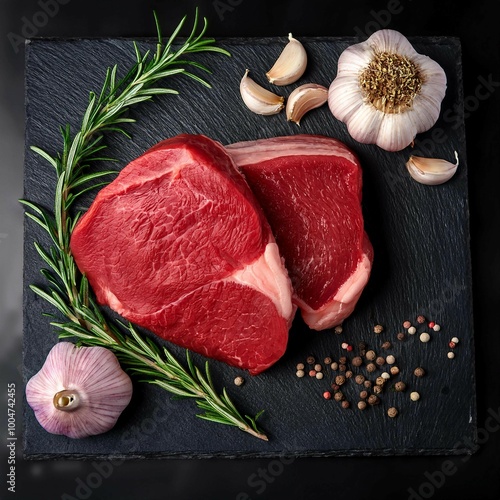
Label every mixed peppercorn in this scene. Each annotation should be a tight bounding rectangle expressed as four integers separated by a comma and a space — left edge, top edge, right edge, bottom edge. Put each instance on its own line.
294, 314, 460, 417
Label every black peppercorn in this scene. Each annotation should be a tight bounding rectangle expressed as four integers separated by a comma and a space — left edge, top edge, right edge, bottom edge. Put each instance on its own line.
334, 391, 344, 402
382, 341, 392, 350
351, 356, 363, 367
387, 407, 398, 418
390, 366, 400, 376
335, 375, 346, 386
306, 355, 315, 365
341, 400, 350, 409
368, 394, 380, 405
394, 381, 406, 392
366, 363, 376, 373
365, 350, 376, 361
414, 367, 426, 377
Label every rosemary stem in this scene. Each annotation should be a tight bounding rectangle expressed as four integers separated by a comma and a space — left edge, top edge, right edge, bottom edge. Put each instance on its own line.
243, 427, 269, 442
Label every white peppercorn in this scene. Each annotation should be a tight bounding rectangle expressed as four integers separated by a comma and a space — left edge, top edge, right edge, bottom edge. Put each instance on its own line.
419, 332, 431, 343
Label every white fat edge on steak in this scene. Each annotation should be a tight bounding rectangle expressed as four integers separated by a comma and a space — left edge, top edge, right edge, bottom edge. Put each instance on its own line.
296, 249, 372, 330
225, 135, 358, 165
225, 238, 296, 323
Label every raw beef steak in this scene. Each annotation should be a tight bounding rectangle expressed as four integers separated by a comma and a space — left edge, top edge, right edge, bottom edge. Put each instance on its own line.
226, 135, 373, 330
70, 134, 294, 374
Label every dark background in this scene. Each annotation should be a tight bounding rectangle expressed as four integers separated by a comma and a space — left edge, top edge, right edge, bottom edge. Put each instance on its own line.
1, 0, 499, 499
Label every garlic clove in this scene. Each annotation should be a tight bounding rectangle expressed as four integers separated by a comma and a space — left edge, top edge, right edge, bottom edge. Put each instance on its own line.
240, 69, 285, 115
266, 33, 307, 86
406, 151, 459, 185
286, 83, 328, 125
26, 342, 133, 439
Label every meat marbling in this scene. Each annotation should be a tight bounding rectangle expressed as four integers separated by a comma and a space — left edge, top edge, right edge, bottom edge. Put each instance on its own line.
226, 135, 373, 330
70, 134, 294, 375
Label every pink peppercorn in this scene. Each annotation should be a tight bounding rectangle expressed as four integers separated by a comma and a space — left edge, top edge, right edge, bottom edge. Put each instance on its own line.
403, 320, 411, 329
428, 321, 435, 329
309, 369, 317, 377
417, 315, 426, 324
323, 391, 332, 400
347, 345, 353, 352
449, 341, 456, 349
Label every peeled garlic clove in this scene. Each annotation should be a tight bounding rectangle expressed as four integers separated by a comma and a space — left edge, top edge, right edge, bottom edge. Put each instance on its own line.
240, 69, 284, 115
266, 33, 307, 86
286, 83, 328, 125
26, 342, 133, 439
406, 151, 459, 185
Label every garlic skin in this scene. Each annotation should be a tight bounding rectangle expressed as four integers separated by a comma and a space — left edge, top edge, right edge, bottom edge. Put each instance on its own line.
266, 33, 307, 86
26, 342, 133, 439
406, 151, 459, 185
328, 29, 447, 152
286, 83, 328, 125
240, 69, 284, 115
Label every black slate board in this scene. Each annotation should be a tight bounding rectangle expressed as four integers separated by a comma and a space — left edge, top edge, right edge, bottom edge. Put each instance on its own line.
23, 36, 476, 459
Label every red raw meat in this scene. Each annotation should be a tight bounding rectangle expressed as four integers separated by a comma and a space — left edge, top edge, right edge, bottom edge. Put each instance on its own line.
70, 134, 294, 374
226, 135, 373, 330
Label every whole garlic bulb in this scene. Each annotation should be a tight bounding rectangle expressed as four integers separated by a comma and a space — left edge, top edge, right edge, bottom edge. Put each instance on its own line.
328, 29, 447, 152
26, 342, 133, 439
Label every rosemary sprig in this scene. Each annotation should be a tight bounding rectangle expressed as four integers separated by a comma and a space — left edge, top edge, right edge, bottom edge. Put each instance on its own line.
22, 11, 268, 442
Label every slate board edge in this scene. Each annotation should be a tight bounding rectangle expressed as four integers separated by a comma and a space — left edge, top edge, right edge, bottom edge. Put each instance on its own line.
24, 445, 476, 461
24, 34, 463, 48
455, 35, 479, 458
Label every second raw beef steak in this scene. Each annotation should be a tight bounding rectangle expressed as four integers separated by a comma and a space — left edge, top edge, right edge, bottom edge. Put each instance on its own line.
227, 135, 373, 330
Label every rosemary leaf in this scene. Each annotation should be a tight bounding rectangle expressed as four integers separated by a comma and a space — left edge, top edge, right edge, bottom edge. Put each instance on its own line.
30, 146, 58, 169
